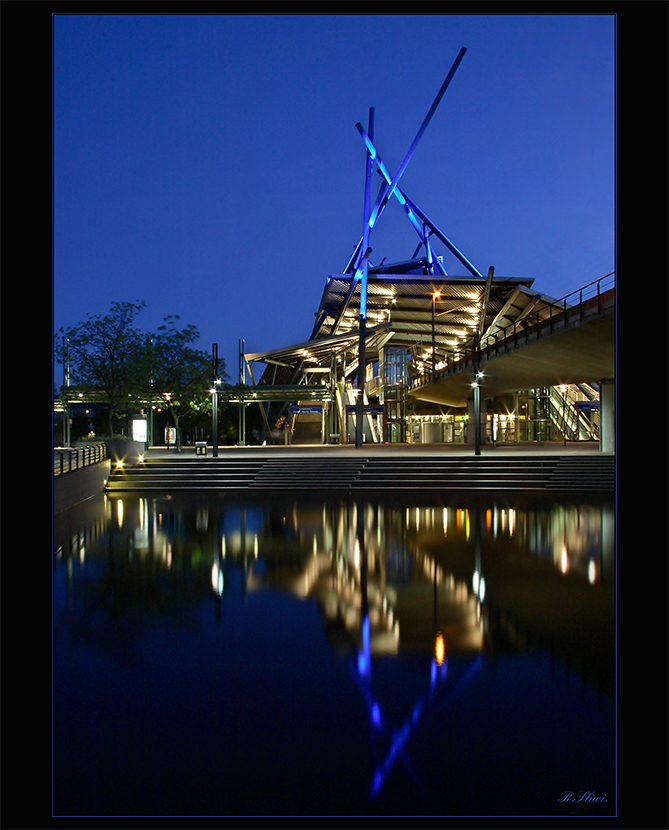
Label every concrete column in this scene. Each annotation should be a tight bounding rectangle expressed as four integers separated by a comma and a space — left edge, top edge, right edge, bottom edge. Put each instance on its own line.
467, 396, 487, 447
599, 378, 615, 453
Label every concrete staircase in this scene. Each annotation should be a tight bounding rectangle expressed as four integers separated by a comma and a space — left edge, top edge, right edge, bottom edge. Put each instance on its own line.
545, 455, 615, 491
106, 458, 265, 491
248, 457, 364, 489
105, 454, 614, 493
290, 411, 322, 444
351, 457, 556, 490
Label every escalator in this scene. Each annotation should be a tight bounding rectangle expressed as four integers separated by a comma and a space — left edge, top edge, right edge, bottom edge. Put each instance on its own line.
548, 384, 600, 441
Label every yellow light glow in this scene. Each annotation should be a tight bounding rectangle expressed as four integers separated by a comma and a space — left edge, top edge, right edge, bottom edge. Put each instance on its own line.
435, 632, 445, 666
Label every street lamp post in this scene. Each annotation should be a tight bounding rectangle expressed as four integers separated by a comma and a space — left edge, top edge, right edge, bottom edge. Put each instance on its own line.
473, 379, 481, 456
212, 343, 219, 457
472, 364, 484, 456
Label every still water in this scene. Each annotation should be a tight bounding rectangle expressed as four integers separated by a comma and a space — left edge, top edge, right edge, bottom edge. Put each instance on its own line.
53, 490, 615, 818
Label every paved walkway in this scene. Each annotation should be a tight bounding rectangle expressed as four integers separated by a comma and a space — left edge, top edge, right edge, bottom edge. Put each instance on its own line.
143, 440, 609, 460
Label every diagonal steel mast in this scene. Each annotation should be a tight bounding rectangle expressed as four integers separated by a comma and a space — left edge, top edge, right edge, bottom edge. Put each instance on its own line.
344, 46, 468, 275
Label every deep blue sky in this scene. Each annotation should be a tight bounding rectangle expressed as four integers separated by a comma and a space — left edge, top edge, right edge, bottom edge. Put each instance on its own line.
53, 13, 615, 383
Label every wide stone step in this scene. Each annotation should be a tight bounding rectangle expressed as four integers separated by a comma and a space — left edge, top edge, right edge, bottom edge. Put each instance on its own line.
248, 459, 366, 489
545, 456, 615, 491
352, 458, 556, 489
104, 454, 614, 493
105, 459, 265, 490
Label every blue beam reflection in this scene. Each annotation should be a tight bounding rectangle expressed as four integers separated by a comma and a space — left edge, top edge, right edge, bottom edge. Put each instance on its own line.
350, 607, 483, 803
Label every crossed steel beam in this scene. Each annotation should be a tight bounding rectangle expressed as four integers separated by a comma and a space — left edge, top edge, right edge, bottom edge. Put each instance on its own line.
346, 46, 481, 280
325, 47, 482, 448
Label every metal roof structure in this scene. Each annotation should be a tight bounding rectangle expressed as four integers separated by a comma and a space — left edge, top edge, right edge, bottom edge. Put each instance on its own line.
241, 47, 568, 392
245, 261, 563, 385
240, 46, 613, 425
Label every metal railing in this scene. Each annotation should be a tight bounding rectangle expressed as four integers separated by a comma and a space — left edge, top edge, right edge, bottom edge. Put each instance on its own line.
53, 443, 108, 476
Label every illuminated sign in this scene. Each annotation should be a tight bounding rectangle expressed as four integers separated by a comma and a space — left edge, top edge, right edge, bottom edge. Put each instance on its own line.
132, 419, 148, 442
289, 406, 322, 414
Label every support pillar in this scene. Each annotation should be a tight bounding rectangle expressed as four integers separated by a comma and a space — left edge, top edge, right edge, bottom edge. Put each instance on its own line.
467, 394, 487, 451
599, 378, 615, 453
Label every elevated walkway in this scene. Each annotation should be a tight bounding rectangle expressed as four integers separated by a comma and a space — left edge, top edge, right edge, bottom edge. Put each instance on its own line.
411, 285, 614, 407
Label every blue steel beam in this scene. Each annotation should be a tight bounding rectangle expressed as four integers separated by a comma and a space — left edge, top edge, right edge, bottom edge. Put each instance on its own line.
398, 189, 483, 277
358, 107, 375, 318
367, 46, 467, 230
357, 123, 482, 277
356, 108, 375, 447
356, 123, 429, 244
355, 123, 447, 275
344, 47, 467, 274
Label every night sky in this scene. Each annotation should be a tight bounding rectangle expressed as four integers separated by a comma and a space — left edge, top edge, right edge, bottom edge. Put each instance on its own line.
53, 13, 615, 384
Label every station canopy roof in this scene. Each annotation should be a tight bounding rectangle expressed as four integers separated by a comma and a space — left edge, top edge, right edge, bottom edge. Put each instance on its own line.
246, 257, 563, 382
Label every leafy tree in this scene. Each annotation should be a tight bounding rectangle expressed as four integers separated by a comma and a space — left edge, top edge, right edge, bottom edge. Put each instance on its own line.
55, 301, 149, 435
54, 302, 229, 443
149, 315, 226, 448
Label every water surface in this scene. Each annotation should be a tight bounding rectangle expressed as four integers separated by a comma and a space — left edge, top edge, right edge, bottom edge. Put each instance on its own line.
53, 490, 615, 817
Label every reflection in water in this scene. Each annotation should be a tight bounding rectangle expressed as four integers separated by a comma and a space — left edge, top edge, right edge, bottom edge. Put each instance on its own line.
53, 492, 615, 817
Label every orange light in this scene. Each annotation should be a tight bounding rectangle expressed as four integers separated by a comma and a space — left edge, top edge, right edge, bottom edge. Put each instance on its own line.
435, 632, 445, 667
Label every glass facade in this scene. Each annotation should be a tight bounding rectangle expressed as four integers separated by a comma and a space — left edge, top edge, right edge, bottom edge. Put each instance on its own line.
403, 386, 601, 445
380, 347, 408, 443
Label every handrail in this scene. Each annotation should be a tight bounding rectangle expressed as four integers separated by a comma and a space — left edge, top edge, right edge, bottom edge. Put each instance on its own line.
54, 443, 108, 476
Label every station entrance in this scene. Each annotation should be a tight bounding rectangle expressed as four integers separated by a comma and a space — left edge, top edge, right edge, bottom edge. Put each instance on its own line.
404, 384, 601, 446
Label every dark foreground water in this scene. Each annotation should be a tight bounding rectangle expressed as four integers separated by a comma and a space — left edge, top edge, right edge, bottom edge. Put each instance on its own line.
53, 490, 615, 818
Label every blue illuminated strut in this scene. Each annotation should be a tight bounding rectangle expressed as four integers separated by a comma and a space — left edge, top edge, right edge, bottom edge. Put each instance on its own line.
355, 123, 482, 278
355, 122, 445, 275
344, 46, 482, 279
367, 46, 467, 231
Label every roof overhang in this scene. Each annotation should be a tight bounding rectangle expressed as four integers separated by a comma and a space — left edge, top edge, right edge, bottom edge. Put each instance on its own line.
245, 322, 393, 368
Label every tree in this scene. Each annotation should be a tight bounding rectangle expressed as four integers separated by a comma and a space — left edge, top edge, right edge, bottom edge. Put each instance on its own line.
150, 315, 226, 448
54, 302, 229, 443
55, 301, 149, 436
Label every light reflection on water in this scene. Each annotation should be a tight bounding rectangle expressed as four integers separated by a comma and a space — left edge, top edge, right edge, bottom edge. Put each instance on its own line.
53, 492, 615, 818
